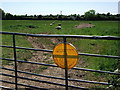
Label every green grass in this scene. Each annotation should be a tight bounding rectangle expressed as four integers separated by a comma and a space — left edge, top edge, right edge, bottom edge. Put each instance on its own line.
2, 20, 120, 71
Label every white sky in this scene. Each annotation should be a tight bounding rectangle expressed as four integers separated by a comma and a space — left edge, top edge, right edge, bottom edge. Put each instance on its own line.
0, 0, 119, 2
0, 0, 119, 15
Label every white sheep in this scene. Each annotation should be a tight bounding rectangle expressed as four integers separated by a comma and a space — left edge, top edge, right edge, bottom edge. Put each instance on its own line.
56, 23, 62, 30
50, 23, 53, 26
56, 26, 61, 30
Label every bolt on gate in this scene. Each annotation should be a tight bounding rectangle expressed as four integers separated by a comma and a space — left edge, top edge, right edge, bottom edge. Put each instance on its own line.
0, 32, 120, 90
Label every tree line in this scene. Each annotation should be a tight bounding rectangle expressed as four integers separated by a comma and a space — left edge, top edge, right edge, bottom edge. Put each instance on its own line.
1, 9, 120, 20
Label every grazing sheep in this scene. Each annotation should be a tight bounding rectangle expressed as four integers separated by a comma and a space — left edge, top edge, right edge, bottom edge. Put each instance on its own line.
56, 23, 61, 30
56, 26, 61, 30
50, 21, 56, 26
50, 23, 53, 26
114, 68, 120, 73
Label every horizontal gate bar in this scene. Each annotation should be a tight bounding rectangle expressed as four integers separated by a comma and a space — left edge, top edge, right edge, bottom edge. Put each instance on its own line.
78, 53, 120, 59
72, 67, 120, 75
0, 80, 49, 90
1, 32, 120, 40
0, 45, 52, 52
1, 45, 120, 59
1, 58, 120, 75
1, 66, 111, 85
0, 86, 13, 90
1, 73, 89, 89
1, 57, 58, 67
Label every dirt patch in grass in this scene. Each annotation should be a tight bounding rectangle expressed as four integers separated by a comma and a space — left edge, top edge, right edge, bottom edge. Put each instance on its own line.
75, 23, 95, 29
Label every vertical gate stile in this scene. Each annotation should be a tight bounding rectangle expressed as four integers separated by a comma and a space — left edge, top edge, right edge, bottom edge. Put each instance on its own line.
63, 37, 68, 90
13, 34, 18, 90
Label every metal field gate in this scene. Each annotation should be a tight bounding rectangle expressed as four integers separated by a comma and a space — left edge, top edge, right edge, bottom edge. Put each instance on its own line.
0, 32, 120, 90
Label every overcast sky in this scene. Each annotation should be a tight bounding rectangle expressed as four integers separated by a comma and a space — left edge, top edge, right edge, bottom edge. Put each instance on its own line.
0, 0, 119, 15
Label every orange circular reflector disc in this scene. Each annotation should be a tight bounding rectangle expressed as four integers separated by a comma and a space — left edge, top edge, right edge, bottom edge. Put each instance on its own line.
53, 43, 78, 69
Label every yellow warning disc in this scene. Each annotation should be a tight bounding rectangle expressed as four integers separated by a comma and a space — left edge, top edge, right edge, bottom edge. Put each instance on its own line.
53, 43, 78, 69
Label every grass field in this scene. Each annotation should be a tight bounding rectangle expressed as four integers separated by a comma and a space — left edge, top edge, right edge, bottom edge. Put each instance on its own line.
2, 20, 120, 88
2, 20, 119, 36
2, 20, 119, 69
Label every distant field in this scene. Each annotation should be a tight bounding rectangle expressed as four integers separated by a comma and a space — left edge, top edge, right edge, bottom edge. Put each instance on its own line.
2, 20, 119, 70
2, 20, 119, 36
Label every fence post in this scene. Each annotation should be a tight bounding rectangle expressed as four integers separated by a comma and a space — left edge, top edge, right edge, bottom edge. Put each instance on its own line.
13, 34, 18, 90
63, 37, 68, 90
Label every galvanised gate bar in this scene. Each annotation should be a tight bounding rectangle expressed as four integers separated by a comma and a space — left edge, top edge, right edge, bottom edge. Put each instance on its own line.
0, 32, 120, 90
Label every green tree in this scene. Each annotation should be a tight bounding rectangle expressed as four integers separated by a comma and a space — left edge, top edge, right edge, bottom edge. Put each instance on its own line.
0, 8, 5, 19
84, 10, 96, 20
38, 15, 42, 20
107, 12, 111, 16
5, 13, 14, 20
